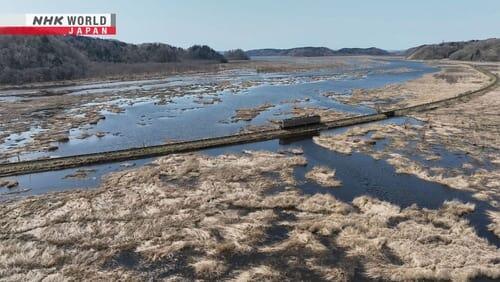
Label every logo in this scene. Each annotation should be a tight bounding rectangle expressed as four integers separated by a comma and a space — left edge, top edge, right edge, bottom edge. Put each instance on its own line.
0, 13, 116, 36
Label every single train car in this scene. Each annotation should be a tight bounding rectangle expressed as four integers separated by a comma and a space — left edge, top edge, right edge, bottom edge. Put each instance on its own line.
280, 115, 321, 129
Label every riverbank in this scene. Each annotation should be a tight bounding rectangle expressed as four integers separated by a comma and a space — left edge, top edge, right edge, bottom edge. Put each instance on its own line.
336, 61, 491, 110
314, 61, 500, 233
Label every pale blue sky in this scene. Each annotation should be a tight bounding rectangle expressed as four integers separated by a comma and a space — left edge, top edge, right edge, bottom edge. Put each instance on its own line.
2, 0, 499, 50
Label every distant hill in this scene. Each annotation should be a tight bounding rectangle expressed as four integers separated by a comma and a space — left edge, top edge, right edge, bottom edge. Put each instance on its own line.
335, 47, 390, 56
285, 47, 336, 57
406, 38, 500, 61
246, 46, 389, 57
0, 36, 227, 84
245, 49, 284, 56
245, 47, 335, 57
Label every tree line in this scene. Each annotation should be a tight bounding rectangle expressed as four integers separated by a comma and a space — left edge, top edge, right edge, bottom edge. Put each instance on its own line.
0, 36, 228, 84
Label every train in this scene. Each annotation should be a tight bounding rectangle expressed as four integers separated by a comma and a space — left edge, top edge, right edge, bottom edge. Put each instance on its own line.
279, 115, 321, 129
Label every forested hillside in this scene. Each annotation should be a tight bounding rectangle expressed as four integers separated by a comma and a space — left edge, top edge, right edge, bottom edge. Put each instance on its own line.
0, 36, 227, 84
406, 38, 500, 61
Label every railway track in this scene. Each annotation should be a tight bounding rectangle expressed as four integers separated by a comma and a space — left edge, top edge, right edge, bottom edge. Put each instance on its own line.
0, 64, 497, 177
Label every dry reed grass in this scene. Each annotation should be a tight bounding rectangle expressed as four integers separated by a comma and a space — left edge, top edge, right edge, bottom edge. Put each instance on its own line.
305, 166, 342, 187
0, 151, 498, 280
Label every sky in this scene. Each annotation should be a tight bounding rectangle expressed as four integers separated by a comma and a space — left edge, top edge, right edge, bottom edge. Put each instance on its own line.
2, 0, 500, 50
